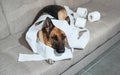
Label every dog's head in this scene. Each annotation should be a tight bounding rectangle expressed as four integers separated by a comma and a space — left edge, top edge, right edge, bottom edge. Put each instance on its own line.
41, 17, 68, 53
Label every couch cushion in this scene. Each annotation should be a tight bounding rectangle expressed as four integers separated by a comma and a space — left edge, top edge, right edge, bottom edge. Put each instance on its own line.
0, 0, 54, 34
1, 8, 120, 75
55, 0, 91, 10
72, 1, 120, 64
0, 4, 9, 40
81, 1, 120, 37
0, 44, 72, 75
0, 35, 20, 52
0, 1, 120, 75
0, 47, 32, 75
92, 0, 120, 10
0, 31, 72, 75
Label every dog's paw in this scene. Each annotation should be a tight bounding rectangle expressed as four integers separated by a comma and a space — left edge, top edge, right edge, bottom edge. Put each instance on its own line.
47, 59, 55, 64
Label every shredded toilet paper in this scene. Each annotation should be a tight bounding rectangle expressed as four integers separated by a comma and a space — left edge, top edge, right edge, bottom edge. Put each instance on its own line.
18, 6, 101, 63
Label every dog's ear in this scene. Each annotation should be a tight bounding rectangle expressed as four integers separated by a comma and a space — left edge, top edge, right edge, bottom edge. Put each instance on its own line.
65, 16, 70, 25
44, 17, 54, 36
35, 21, 42, 26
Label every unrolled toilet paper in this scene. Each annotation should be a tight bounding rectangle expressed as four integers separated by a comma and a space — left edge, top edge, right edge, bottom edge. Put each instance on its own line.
76, 7, 88, 18
18, 6, 92, 63
88, 11, 101, 22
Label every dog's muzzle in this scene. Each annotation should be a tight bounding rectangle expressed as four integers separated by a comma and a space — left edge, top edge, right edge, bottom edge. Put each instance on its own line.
55, 44, 65, 53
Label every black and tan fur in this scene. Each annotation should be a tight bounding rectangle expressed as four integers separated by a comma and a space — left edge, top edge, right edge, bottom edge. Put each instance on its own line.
34, 5, 70, 53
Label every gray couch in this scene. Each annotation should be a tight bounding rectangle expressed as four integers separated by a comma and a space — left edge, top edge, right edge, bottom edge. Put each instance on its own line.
0, 0, 120, 75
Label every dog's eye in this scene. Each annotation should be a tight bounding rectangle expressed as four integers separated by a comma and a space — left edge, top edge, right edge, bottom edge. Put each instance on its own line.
52, 35, 58, 41
61, 34, 66, 40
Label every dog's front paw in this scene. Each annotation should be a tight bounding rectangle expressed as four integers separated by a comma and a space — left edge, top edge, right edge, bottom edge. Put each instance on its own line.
46, 59, 55, 64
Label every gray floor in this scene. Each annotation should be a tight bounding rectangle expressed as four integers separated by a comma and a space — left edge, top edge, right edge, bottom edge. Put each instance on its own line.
76, 40, 120, 75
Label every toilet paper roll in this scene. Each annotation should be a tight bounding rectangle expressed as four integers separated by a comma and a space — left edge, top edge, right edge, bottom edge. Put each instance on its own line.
88, 11, 101, 22
75, 17, 87, 28
76, 7, 88, 18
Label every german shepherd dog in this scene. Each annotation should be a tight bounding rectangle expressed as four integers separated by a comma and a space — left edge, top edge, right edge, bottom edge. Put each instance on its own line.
34, 5, 70, 54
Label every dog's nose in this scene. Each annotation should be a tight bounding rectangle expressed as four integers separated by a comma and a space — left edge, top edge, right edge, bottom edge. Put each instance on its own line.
56, 46, 65, 53
57, 49, 65, 53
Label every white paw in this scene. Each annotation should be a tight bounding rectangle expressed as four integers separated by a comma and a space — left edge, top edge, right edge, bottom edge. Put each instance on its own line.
47, 59, 55, 64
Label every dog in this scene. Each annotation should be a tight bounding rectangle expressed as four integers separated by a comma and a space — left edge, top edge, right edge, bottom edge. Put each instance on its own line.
33, 5, 70, 54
